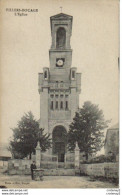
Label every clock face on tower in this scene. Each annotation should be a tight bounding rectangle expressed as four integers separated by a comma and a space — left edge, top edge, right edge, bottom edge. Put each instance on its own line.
56, 58, 65, 67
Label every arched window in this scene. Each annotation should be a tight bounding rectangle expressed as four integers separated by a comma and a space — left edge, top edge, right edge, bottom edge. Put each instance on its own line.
55, 101, 58, 109
65, 101, 68, 110
50, 101, 53, 110
60, 101, 63, 109
60, 81, 63, 87
56, 81, 58, 87
72, 71, 75, 79
56, 27, 66, 49
44, 71, 47, 79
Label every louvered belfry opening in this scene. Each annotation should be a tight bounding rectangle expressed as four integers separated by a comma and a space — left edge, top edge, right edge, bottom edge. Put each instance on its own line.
56, 27, 66, 49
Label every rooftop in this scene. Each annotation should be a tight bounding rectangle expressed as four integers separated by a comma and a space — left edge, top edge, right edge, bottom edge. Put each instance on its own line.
108, 123, 119, 130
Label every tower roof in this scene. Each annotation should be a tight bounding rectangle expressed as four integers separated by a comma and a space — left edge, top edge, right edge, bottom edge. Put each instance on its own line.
50, 13, 73, 20
50, 13, 73, 32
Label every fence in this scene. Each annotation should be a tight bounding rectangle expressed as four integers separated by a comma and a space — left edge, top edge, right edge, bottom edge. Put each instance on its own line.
65, 152, 75, 168
40, 153, 58, 169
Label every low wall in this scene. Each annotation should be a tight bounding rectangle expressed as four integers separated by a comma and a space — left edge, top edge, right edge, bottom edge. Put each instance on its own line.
43, 169, 75, 176
40, 161, 58, 169
8, 159, 32, 175
8, 160, 75, 175
8, 160, 118, 178
80, 162, 119, 179
8, 159, 75, 176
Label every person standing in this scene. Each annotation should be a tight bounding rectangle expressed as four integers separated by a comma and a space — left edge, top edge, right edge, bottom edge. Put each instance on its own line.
30, 161, 36, 180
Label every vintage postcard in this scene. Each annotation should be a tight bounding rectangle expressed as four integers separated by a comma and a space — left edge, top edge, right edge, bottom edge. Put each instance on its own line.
0, 0, 119, 190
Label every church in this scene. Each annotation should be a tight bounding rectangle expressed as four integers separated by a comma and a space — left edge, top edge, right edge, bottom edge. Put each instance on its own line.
38, 13, 81, 163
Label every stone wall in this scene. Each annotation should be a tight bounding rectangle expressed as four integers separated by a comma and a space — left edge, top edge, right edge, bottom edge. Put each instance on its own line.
40, 161, 58, 169
80, 162, 119, 179
8, 159, 32, 175
8, 159, 75, 176
43, 168, 75, 176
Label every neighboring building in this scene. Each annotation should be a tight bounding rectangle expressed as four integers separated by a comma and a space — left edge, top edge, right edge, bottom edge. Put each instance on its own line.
0, 143, 11, 167
104, 123, 119, 159
38, 13, 81, 162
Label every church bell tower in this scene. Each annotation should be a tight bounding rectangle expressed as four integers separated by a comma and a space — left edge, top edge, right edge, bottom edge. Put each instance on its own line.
49, 13, 73, 80
38, 13, 81, 161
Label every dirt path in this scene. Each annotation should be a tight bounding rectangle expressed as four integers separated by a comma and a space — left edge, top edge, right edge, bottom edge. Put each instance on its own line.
0, 174, 118, 188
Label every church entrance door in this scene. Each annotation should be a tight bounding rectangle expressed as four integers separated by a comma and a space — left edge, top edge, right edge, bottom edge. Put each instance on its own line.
52, 126, 67, 162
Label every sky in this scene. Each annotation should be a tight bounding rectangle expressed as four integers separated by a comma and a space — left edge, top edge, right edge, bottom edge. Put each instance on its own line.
0, 0, 119, 145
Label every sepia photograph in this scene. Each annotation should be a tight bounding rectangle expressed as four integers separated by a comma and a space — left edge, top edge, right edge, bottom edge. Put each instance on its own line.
0, 0, 119, 189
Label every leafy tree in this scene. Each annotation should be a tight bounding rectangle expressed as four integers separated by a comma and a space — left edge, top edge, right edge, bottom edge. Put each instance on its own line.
68, 101, 110, 160
9, 112, 51, 159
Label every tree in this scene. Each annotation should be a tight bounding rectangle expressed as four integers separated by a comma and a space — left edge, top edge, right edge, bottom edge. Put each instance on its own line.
68, 101, 110, 160
9, 112, 51, 159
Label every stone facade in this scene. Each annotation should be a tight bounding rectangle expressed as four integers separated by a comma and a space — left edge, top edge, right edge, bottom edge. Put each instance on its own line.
104, 123, 119, 159
38, 13, 81, 161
